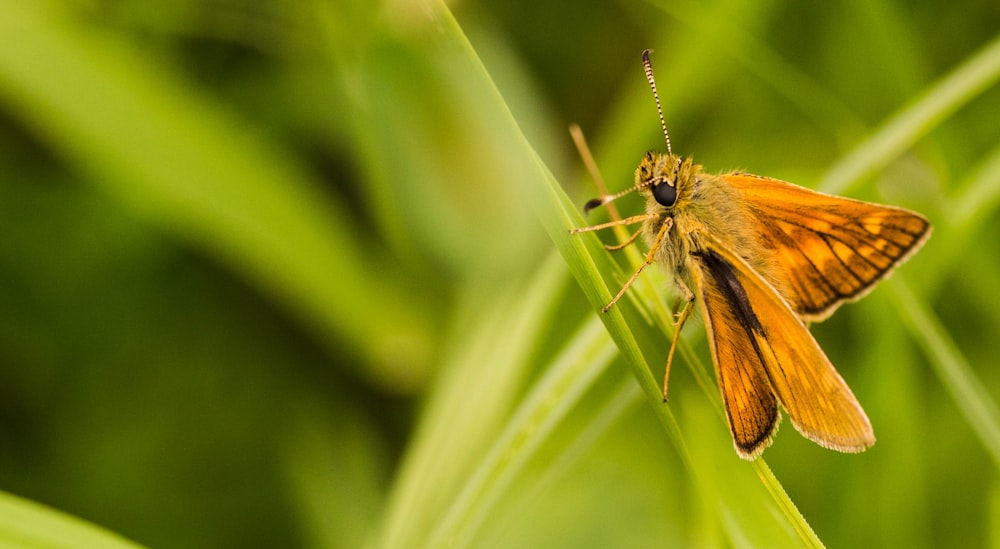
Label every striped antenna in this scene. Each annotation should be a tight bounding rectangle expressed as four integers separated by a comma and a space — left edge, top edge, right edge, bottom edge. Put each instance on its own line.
641, 49, 672, 155
582, 181, 654, 214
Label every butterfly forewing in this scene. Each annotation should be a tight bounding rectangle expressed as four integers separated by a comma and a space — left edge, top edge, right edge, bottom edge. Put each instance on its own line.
694, 232, 875, 454
723, 174, 931, 321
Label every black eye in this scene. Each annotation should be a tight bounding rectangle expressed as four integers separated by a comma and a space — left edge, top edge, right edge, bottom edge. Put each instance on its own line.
652, 182, 677, 206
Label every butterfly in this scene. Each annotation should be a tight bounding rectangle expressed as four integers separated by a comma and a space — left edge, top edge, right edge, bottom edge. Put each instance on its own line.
571, 50, 932, 459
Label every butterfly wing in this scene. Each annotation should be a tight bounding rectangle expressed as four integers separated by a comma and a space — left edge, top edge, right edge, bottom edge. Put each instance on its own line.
690, 252, 781, 458
691, 231, 875, 457
723, 174, 931, 321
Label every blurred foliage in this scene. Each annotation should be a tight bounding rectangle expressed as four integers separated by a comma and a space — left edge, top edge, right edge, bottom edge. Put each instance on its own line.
0, 0, 999, 547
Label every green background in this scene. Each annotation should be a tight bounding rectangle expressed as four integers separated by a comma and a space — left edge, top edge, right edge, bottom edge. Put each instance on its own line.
1, 0, 999, 547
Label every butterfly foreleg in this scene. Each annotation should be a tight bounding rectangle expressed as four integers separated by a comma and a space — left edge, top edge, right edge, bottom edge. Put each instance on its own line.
599, 216, 673, 313
569, 214, 657, 235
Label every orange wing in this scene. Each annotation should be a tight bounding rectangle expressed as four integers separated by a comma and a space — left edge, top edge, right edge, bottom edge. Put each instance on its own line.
691, 231, 875, 458
723, 174, 931, 321
691, 257, 780, 458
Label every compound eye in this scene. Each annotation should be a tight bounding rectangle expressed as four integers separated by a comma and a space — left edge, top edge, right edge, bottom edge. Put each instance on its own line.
652, 182, 677, 207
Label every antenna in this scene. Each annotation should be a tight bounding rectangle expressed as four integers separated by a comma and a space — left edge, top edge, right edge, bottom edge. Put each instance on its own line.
576, 50, 673, 216
641, 49, 672, 155
582, 181, 653, 214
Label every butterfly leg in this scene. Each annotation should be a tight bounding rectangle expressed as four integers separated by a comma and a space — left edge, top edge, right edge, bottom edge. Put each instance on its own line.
663, 280, 694, 401
570, 213, 655, 253
568, 214, 656, 235
600, 217, 673, 313
603, 228, 643, 251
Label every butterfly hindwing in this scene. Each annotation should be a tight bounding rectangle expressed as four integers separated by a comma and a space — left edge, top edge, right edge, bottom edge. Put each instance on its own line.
693, 231, 875, 456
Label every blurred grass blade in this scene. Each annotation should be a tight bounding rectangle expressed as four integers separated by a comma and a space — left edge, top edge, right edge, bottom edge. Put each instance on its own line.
654, 0, 862, 136
428, 317, 617, 547
889, 278, 1000, 468
486, 377, 646, 529
751, 462, 818, 546
0, 491, 144, 549
820, 33, 1000, 195
0, 2, 433, 390
377, 253, 570, 548
923, 144, 1000, 290
949, 143, 1000, 231
281, 398, 387, 549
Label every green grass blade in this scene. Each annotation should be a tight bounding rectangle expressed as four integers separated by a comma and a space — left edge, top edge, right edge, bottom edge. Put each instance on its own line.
427, 316, 618, 547
376, 253, 570, 548
654, 0, 863, 137
949, 143, 1000, 232
820, 33, 1000, 195
921, 144, 1000, 292
888, 278, 1000, 468
0, 491, 145, 549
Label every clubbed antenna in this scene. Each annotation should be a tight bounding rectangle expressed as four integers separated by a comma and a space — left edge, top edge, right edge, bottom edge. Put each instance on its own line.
641, 49, 672, 155
582, 178, 657, 214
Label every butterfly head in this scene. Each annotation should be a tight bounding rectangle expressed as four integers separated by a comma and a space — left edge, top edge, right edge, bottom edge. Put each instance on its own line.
581, 151, 697, 215
581, 50, 697, 216
636, 151, 698, 211
633, 51, 697, 212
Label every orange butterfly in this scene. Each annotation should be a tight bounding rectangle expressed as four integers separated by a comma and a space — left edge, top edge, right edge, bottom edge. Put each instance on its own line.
571, 50, 931, 459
